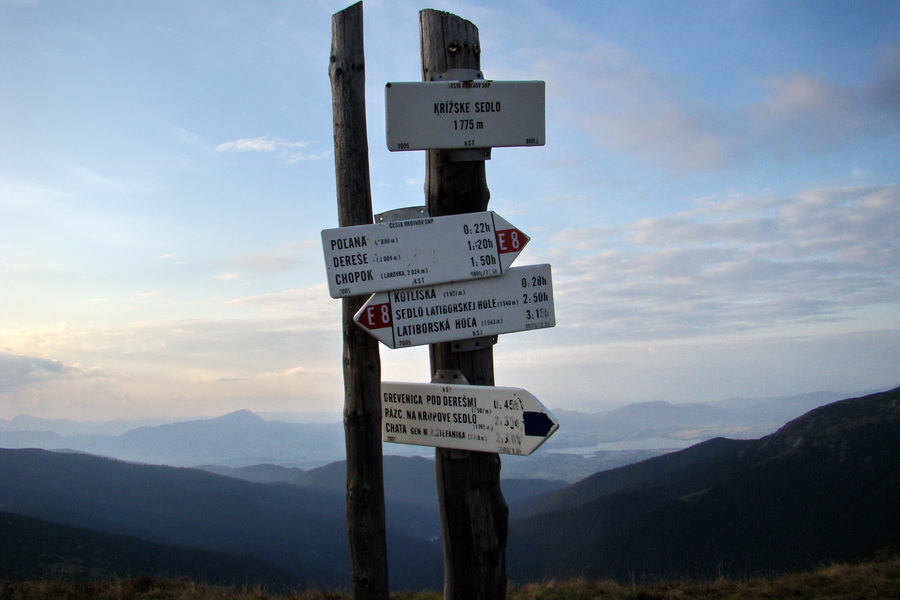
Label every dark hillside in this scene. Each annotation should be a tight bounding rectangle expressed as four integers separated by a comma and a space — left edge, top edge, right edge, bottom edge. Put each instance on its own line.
294, 455, 564, 508
515, 436, 751, 518
0, 449, 441, 589
0, 511, 299, 587
508, 386, 900, 582
204, 455, 565, 540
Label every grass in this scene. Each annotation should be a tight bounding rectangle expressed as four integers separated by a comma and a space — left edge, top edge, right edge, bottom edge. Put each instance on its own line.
1, 556, 898, 600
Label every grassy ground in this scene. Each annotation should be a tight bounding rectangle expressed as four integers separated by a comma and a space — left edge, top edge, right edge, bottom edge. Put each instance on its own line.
2, 556, 898, 600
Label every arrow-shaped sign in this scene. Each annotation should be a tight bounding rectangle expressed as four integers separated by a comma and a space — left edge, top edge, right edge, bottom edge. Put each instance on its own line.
354, 263, 554, 348
381, 381, 559, 455
322, 211, 529, 298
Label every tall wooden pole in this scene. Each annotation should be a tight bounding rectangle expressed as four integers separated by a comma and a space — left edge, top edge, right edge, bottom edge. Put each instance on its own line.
420, 9, 508, 600
329, 3, 389, 599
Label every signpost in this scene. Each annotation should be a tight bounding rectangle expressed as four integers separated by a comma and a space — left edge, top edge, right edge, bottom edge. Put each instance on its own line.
385, 80, 545, 151
329, 5, 388, 599
322, 211, 529, 298
354, 263, 554, 349
381, 381, 558, 456
327, 8, 552, 599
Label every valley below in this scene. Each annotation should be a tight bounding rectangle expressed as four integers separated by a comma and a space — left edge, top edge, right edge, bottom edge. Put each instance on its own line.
2, 386, 898, 592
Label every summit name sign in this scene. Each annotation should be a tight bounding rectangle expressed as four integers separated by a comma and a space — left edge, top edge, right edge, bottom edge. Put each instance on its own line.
354, 263, 554, 349
322, 211, 528, 298
385, 80, 545, 151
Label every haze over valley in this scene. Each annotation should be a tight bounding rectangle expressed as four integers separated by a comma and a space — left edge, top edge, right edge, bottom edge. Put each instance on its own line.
2, 386, 898, 589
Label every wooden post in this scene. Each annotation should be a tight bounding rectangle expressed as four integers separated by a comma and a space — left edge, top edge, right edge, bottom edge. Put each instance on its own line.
420, 9, 508, 600
329, 3, 389, 599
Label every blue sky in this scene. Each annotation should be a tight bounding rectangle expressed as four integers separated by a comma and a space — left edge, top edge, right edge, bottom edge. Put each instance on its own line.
2, 0, 898, 421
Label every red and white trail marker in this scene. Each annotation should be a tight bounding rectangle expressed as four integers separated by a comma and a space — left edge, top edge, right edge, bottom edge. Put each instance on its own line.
354, 263, 554, 349
322, 211, 529, 298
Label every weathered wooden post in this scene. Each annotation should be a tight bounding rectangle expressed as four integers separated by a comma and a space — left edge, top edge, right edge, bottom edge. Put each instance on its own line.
420, 9, 509, 600
329, 3, 390, 599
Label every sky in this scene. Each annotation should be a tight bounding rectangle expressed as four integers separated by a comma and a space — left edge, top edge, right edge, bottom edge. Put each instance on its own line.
1, 0, 898, 422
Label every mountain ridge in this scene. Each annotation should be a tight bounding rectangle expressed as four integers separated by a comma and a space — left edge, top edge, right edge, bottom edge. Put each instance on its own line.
2, 387, 885, 480
1, 386, 898, 589
0, 448, 442, 589
507, 386, 900, 582
0, 510, 301, 587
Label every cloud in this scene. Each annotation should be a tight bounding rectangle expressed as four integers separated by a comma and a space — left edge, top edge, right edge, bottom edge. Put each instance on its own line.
520, 47, 732, 175
0, 352, 101, 391
869, 44, 900, 114
214, 136, 307, 153
227, 285, 338, 323
499, 5, 898, 176
256, 365, 330, 380
218, 241, 315, 275
3, 314, 343, 397
213, 136, 327, 163
747, 51, 900, 154
495, 328, 900, 407
751, 73, 861, 145
551, 184, 900, 341
560, 43, 900, 172
284, 149, 330, 163
206, 242, 321, 284
721, 43, 899, 159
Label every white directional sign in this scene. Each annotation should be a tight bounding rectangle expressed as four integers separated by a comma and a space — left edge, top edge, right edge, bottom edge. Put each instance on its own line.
321, 211, 529, 298
385, 80, 545, 151
381, 381, 559, 455
354, 264, 554, 349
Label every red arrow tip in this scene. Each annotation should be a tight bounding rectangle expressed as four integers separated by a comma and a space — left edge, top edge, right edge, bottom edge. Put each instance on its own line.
357, 302, 393, 330
496, 229, 529, 254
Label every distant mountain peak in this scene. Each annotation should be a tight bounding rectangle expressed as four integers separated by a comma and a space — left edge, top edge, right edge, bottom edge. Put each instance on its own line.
608, 400, 677, 417
215, 409, 264, 423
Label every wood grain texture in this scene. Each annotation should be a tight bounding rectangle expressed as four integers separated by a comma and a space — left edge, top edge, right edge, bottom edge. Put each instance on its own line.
330, 4, 389, 599
420, 8, 508, 600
